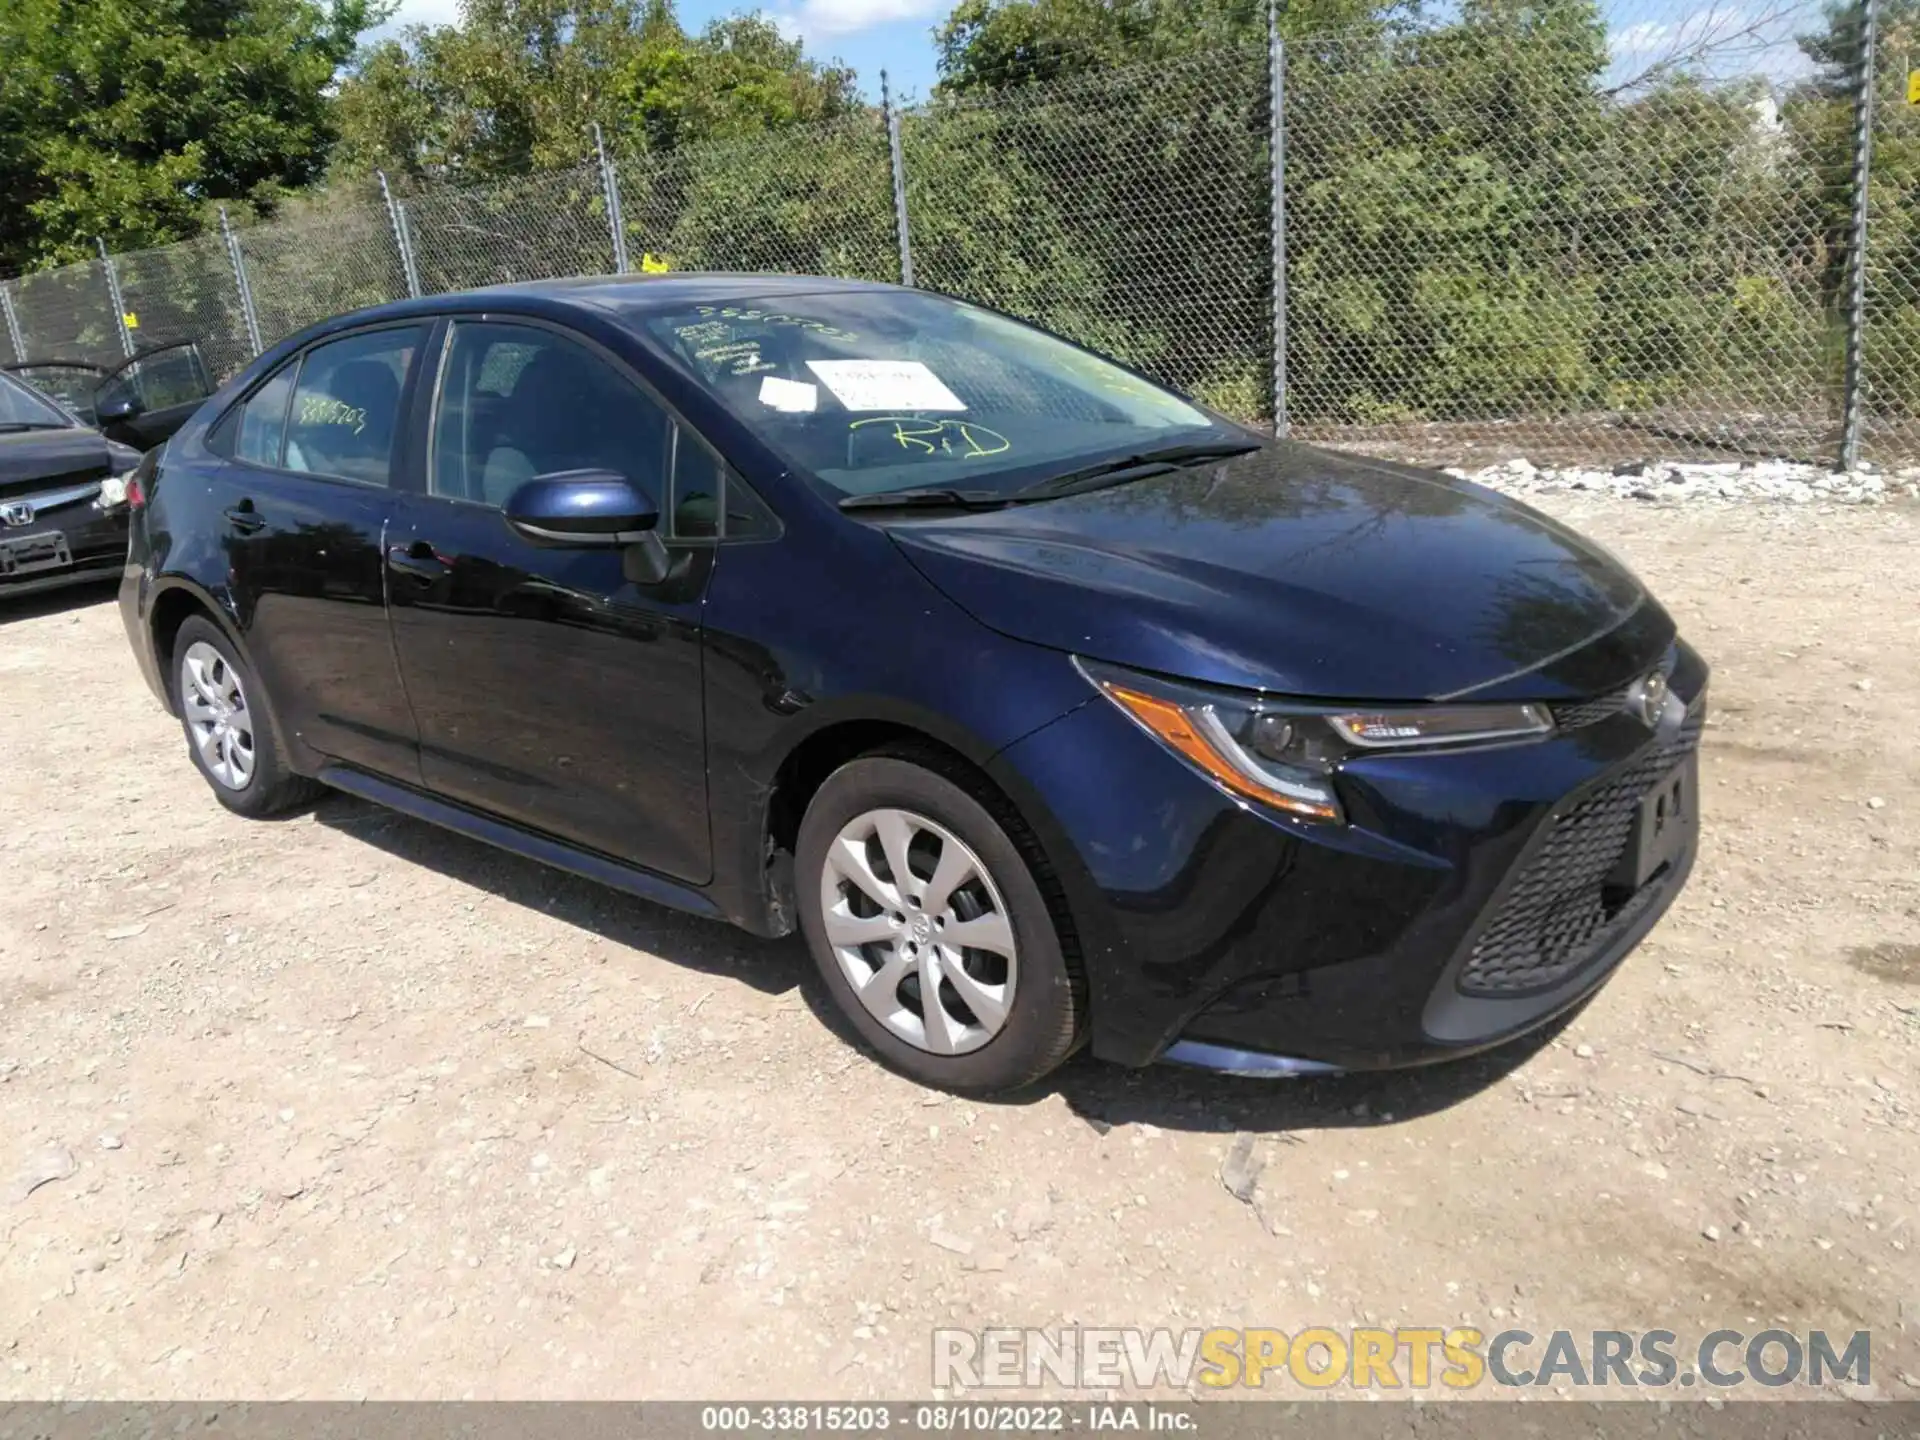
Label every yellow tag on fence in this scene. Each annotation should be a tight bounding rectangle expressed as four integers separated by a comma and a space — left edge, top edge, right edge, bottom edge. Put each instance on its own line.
640, 252, 672, 274
1909, 68, 1920, 104
123, 312, 138, 329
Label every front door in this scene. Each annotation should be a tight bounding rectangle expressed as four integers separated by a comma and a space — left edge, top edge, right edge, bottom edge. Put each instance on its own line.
385, 318, 712, 883
211, 322, 426, 781
96, 341, 216, 449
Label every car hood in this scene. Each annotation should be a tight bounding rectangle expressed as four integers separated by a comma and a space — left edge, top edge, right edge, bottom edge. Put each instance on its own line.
0, 425, 115, 501
882, 442, 1673, 701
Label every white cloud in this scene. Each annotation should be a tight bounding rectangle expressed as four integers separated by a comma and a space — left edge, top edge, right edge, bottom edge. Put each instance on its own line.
1604, 1, 1813, 88
1611, 18, 1678, 55
773, 0, 943, 39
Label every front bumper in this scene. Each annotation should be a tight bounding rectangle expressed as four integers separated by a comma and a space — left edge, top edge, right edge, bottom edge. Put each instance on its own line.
0, 494, 127, 600
991, 641, 1708, 1072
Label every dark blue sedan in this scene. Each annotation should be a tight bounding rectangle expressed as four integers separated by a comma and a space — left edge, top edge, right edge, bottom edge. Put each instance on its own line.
118, 275, 1706, 1093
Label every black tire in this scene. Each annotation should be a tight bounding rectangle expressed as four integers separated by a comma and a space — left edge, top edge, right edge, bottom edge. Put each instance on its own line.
795, 750, 1082, 1094
169, 615, 322, 818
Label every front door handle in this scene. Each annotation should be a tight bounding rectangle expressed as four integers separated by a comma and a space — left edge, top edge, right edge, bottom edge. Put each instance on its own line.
223, 502, 265, 534
388, 540, 450, 580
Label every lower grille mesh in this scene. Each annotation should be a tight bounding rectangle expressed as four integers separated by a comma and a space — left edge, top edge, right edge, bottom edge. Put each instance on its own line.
1459, 706, 1703, 997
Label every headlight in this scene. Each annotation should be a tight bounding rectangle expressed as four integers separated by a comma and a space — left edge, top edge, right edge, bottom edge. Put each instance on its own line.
1328, 704, 1554, 748
95, 472, 133, 510
1076, 658, 1555, 824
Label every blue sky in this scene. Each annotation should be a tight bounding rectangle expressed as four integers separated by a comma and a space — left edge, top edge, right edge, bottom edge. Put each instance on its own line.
372, 0, 948, 98
368, 0, 1814, 105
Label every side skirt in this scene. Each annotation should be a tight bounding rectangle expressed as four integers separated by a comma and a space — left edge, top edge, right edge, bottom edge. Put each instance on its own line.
317, 764, 725, 922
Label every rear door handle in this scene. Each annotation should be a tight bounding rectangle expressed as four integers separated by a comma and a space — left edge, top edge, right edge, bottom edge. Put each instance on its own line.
388, 540, 450, 580
223, 502, 266, 534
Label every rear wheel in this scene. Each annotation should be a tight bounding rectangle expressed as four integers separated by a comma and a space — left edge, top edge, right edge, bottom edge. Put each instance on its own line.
170, 615, 321, 817
795, 753, 1080, 1093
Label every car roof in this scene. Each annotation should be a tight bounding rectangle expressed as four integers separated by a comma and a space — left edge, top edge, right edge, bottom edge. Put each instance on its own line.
290, 273, 914, 343
501, 273, 902, 312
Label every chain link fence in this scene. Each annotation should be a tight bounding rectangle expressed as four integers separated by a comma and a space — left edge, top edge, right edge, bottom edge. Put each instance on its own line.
113, 231, 254, 385
904, 46, 1275, 419
3, 261, 125, 368
614, 114, 901, 281
3, 1, 1914, 471
1283, 24, 1836, 464
405, 163, 618, 294
1863, 24, 1920, 460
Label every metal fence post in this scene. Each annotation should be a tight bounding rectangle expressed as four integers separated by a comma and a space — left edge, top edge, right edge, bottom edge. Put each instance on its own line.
882, 71, 916, 288
1838, 0, 1880, 470
0, 284, 23, 365
379, 171, 424, 299
1268, 0, 1290, 437
97, 237, 136, 358
219, 207, 265, 357
594, 123, 631, 276
399, 203, 425, 297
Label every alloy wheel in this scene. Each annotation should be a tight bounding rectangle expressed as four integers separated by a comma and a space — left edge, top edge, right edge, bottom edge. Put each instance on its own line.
180, 640, 256, 790
818, 806, 1018, 1055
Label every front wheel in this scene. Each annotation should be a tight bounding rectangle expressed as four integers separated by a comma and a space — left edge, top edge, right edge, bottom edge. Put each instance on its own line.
170, 615, 321, 818
795, 753, 1081, 1094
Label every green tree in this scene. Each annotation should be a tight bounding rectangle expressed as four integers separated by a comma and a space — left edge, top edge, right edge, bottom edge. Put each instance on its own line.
928, 0, 1844, 441
331, 0, 858, 185
933, 0, 1412, 95
0, 0, 384, 271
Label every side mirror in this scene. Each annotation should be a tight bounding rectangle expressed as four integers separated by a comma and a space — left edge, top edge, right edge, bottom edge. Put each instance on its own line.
96, 392, 144, 424
503, 470, 659, 547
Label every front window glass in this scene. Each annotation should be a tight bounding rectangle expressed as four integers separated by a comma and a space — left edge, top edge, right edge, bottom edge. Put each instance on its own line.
0, 370, 78, 429
99, 344, 212, 416
641, 292, 1235, 499
431, 320, 669, 509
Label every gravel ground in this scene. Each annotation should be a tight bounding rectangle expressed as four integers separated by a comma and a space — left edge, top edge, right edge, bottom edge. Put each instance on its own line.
1459, 458, 1920, 507
1, 493, 1917, 1402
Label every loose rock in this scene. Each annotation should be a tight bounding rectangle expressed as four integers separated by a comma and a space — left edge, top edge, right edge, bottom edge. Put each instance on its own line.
1221, 1134, 1264, 1204
6, 1145, 77, 1203
1454, 457, 1918, 507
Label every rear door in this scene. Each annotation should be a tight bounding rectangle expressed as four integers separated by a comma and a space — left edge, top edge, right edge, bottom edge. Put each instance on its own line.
384, 316, 713, 882
209, 322, 427, 782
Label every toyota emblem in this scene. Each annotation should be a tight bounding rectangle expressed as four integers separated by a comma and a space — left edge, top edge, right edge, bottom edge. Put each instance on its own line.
1629, 669, 1670, 727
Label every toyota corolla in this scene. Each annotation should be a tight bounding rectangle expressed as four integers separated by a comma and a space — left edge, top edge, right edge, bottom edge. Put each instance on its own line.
118, 275, 1705, 1093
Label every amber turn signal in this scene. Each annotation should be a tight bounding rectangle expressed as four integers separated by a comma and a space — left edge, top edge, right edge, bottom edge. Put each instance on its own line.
1096, 681, 1342, 821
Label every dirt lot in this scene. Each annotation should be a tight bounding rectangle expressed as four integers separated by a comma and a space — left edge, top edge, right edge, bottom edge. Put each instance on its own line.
1, 494, 1917, 1402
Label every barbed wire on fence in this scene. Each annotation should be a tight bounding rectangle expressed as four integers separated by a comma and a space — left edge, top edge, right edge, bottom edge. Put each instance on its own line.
2, 0, 1913, 471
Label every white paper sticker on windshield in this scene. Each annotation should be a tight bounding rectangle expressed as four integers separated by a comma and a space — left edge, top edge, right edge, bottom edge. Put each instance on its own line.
804, 360, 967, 413
758, 376, 818, 413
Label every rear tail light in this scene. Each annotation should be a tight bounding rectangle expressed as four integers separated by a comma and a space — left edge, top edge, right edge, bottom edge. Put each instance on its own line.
126, 473, 146, 510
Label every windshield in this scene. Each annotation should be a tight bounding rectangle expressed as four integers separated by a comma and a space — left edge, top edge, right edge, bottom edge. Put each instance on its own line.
0, 370, 76, 428
642, 291, 1241, 499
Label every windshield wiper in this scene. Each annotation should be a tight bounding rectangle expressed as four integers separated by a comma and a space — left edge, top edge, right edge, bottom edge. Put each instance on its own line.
0, 421, 69, 433
838, 486, 1016, 512
836, 440, 1261, 512
1018, 440, 1261, 499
